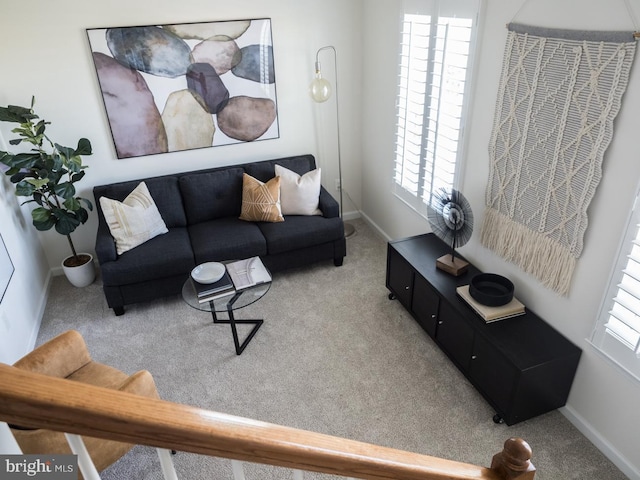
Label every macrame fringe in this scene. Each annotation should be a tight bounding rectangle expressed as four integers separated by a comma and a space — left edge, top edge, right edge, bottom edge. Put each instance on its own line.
480, 209, 575, 296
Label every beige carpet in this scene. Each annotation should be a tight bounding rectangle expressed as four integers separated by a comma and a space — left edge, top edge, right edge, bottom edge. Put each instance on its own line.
37, 219, 626, 479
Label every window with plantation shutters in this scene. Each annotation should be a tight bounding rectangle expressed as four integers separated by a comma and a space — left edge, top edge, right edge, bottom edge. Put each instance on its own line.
393, 0, 481, 216
591, 190, 640, 381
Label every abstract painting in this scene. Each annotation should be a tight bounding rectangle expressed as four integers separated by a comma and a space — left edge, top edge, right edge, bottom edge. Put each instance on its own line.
87, 19, 279, 159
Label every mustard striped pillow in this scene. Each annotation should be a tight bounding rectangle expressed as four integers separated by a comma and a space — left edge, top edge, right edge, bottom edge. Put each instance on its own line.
99, 182, 168, 255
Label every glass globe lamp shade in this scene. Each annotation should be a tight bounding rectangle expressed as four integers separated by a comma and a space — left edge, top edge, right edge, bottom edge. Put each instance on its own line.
310, 74, 332, 103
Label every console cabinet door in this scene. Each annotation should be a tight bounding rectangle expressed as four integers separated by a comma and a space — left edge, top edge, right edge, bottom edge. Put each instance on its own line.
412, 274, 439, 338
436, 301, 475, 371
387, 248, 414, 308
468, 334, 518, 421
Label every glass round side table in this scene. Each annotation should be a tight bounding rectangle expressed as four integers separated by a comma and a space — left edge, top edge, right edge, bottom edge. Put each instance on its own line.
182, 278, 271, 355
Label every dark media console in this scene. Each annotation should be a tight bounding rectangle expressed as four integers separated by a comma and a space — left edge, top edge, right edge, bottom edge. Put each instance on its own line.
386, 233, 581, 425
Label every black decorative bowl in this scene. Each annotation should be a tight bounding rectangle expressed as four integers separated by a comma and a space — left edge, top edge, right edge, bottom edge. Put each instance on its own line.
469, 273, 514, 307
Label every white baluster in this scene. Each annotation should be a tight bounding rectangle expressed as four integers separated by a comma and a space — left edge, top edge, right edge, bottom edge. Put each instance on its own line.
292, 469, 304, 480
231, 460, 246, 480
156, 448, 179, 480
64, 433, 101, 480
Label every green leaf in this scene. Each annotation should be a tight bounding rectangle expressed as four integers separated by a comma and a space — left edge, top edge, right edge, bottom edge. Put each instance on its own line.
0, 151, 12, 164
64, 197, 81, 211
66, 155, 83, 173
80, 197, 93, 211
76, 207, 89, 224
5, 152, 40, 169
35, 120, 47, 136
75, 138, 92, 156
0, 104, 36, 123
26, 178, 49, 190
54, 143, 74, 161
9, 171, 28, 183
15, 181, 36, 196
31, 207, 55, 231
33, 192, 44, 206
54, 181, 76, 199
53, 209, 80, 235
71, 170, 86, 183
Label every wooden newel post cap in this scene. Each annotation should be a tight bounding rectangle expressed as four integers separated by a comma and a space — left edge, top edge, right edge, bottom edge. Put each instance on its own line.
491, 437, 536, 479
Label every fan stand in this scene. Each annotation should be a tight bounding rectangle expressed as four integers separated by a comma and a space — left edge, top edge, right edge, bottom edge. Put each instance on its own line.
436, 254, 469, 276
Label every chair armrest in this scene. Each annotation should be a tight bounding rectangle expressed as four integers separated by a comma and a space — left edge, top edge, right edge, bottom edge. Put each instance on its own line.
318, 186, 339, 218
13, 330, 91, 378
118, 370, 160, 399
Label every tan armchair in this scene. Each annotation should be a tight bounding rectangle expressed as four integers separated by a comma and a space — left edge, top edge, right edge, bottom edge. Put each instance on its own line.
9, 330, 159, 476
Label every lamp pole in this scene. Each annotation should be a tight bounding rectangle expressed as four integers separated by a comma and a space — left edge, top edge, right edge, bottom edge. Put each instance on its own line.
310, 46, 355, 238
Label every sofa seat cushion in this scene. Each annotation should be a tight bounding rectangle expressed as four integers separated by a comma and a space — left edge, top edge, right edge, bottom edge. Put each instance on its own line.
100, 228, 195, 286
258, 215, 344, 255
189, 218, 267, 264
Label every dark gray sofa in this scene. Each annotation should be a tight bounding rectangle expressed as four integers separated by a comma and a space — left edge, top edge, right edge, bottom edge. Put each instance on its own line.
93, 154, 346, 315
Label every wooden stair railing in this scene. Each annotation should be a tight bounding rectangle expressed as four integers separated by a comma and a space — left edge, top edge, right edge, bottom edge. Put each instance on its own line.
0, 364, 535, 480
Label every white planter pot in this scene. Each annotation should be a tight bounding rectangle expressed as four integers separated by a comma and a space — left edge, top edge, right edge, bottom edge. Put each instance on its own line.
62, 253, 96, 287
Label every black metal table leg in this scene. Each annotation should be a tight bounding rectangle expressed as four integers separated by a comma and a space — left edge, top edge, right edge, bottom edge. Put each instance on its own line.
209, 295, 263, 355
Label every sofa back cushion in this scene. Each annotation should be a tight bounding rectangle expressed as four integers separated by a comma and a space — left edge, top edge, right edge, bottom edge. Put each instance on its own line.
94, 176, 187, 228
179, 167, 244, 224
244, 154, 317, 182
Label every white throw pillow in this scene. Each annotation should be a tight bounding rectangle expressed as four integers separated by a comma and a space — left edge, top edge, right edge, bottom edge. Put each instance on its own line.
99, 181, 168, 255
275, 164, 322, 216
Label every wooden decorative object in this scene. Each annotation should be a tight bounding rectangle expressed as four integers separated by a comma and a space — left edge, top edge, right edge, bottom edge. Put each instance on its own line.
436, 254, 469, 276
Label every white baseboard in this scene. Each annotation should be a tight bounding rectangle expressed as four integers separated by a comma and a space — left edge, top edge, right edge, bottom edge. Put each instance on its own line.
342, 210, 393, 245
561, 405, 640, 480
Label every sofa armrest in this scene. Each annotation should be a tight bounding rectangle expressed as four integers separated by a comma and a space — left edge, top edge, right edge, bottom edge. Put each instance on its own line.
95, 218, 117, 264
319, 186, 340, 218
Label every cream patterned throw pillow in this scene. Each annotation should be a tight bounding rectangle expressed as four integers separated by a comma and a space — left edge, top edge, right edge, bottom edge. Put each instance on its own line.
239, 173, 284, 222
99, 182, 168, 255
275, 164, 322, 216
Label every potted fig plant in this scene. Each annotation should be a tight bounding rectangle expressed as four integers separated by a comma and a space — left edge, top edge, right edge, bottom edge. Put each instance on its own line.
0, 97, 95, 287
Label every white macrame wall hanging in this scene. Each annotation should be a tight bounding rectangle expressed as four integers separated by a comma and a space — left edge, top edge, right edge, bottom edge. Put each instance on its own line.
481, 22, 637, 296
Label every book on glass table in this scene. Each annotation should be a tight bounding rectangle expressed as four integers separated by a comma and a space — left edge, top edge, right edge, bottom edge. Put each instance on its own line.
226, 257, 272, 291
197, 285, 236, 304
192, 271, 234, 298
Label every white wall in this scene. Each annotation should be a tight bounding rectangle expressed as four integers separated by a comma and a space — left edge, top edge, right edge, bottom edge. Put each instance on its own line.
0, 131, 51, 453
361, 0, 640, 478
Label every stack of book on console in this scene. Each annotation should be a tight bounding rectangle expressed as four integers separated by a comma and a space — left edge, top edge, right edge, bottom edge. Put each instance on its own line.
192, 271, 235, 304
226, 256, 272, 291
456, 285, 525, 323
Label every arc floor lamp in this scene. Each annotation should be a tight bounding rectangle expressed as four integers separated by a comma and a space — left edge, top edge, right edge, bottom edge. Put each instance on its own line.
309, 45, 356, 238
